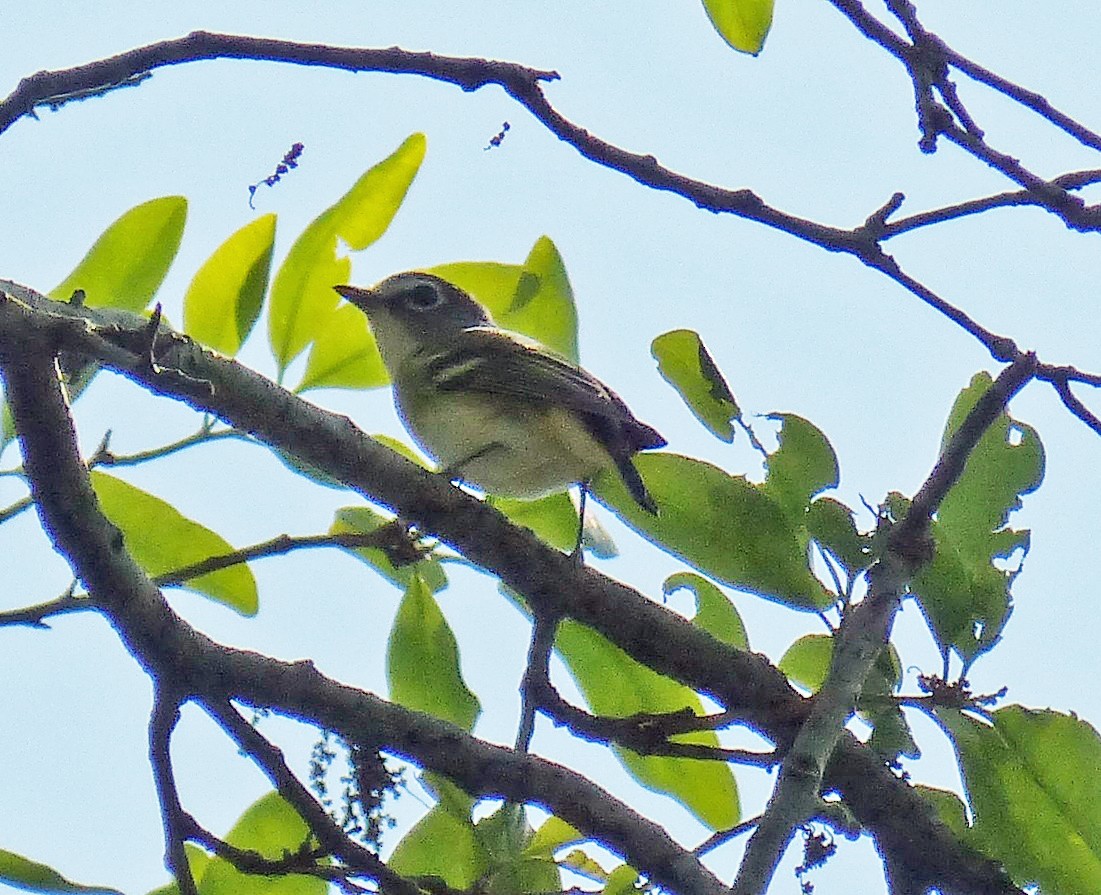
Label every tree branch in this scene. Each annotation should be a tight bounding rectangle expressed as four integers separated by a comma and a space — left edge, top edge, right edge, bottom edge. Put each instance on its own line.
203, 699, 419, 895
3, 30, 1098, 392
153, 525, 421, 588
0, 283, 1025, 895
731, 353, 1037, 895
0, 307, 731, 895
149, 688, 198, 895
826, 0, 1101, 230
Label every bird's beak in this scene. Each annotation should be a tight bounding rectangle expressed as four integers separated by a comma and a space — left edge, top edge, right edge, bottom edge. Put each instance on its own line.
333, 284, 379, 312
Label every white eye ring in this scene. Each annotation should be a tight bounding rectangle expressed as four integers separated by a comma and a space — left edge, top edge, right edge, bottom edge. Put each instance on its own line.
406, 283, 445, 311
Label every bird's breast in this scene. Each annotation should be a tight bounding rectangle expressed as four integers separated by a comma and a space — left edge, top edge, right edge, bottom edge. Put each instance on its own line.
394, 386, 610, 499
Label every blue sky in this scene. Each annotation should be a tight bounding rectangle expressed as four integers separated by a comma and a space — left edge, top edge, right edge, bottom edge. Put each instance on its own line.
1, 3, 1099, 893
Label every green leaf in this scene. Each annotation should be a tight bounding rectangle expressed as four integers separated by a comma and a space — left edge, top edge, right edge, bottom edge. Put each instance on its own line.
90, 471, 258, 615
663, 572, 748, 650
940, 706, 1101, 894
390, 796, 485, 890
915, 785, 970, 841
701, 0, 774, 55
428, 236, 579, 361
269, 133, 426, 375
196, 792, 325, 895
603, 865, 642, 895
1, 401, 18, 456
525, 817, 584, 858
595, 453, 831, 610
861, 652, 919, 762
475, 805, 562, 895
806, 497, 870, 576
555, 618, 739, 829
0, 849, 122, 895
560, 850, 610, 884
763, 413, 839, 521
652, 329, 740, 442
296, 302, 388, 392
489, 492, 580, 554
373, 433, 433, 468
331, 505, 447, 592
501, 237, 578, 362
50, 196, 187, 310
779, 634, 916, 760
388, 573, 481, 730
778, 633, 833, 694
183, 213, 276, 355
912, 373, 1044, 662
777, 634, 903, 699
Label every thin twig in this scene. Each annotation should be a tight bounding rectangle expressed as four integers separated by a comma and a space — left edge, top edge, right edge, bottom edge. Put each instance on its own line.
0, 589, 89, 628
153, 526, 417, 587
524, 647, 775, 765
204, 700, 422, 895
695, 814, 763, 856
517, 612, 559, 752
0, 494, 33, 525
90, 424, 248, 469
149, 688, 198, 895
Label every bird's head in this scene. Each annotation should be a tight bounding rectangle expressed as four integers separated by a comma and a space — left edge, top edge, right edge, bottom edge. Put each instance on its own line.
335, 272, 491, 368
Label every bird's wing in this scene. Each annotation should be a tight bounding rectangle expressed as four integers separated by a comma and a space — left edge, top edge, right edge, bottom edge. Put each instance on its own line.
423, 327, 666, 451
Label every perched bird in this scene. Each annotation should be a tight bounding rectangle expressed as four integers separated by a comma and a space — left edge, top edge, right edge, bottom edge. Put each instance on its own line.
334, 272, 665, 530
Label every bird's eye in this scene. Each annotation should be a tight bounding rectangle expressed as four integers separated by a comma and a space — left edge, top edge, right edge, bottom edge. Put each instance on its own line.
405, 283, 444, 311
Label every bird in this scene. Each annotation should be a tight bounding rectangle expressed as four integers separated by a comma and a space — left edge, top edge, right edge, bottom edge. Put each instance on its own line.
334, 272, 665, 544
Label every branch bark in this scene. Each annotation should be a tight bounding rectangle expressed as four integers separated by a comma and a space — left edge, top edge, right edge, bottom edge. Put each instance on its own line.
0, 284, 1022, 895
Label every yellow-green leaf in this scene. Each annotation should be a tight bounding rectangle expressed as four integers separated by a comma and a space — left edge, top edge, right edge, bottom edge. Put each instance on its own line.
489, 492, 580, 554
50, 196, 187, 310
332, 505, 447, 592
664, 572, 748, 650
390, 802, 485, 890
0, 849, 121, 895
701, 0, 774, 55
502, 237, 578, 361
556, 619, 739, 829
778, 633, 833, 694
595, 453, 832, 610
183, 213, 275, 355
197, 792, 325, 895
90, 471, 258, 615
296, 302, 387, 392
269, 133, 426, 374
652, 329, 740, 442
428, 236, 579, 361
941, 706, 1101, 894
388, 573, 481, 730
525, 817, 584, 858
603, 865, 642, 895
560, 849, 610, 884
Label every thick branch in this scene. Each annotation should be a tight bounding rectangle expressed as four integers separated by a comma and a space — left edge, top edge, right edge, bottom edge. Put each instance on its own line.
0, 288, 1023, 895
0, 311, 728, 895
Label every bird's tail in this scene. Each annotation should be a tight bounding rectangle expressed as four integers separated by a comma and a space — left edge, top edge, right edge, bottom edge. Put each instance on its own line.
615, 453, 659, 515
